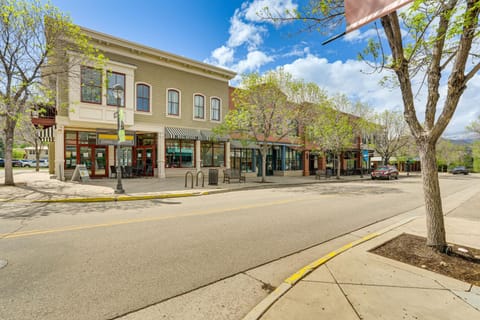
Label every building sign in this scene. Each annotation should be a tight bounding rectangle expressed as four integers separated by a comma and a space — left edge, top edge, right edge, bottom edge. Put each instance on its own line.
362, 149, 369, 161
97, 131, 135, 146
345, 0, 413, 33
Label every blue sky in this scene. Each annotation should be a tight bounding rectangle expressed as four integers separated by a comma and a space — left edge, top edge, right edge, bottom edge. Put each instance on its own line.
49, 0, 480, 138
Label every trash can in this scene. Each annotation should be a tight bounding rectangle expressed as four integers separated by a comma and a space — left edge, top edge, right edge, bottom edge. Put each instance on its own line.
208, 169, 219, 185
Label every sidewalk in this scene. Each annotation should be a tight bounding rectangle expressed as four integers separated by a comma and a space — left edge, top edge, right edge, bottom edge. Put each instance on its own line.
0, 169, 370, 202
243, 188, 480, 320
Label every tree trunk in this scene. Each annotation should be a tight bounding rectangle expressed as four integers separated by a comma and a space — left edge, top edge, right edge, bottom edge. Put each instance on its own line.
419, 142, 447, 251
336, 152, 341, 179
35, 139, 40, 172
260, 146, 267, 183
3, 120, 16, 185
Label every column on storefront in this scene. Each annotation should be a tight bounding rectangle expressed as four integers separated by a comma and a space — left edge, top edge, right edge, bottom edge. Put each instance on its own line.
54, 125, 65, 180
157, 130, 166, 178
195, 140, 201, 171
281, 145, 286, 171
225, 141, 231, 169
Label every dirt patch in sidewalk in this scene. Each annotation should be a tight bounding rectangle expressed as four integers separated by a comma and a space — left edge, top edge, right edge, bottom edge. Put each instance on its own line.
370, 233, 480, 286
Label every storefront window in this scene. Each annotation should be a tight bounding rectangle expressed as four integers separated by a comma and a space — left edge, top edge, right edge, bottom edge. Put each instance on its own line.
166, 139, 194, 168
79, 132, 97, 145
230, 148, 255, 172
201, 142, 224, 167
285, 148, 302, 170
65, 145, 77, 169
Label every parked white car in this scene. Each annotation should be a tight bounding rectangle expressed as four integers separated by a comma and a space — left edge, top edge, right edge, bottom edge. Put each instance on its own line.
23, 159, 49, 168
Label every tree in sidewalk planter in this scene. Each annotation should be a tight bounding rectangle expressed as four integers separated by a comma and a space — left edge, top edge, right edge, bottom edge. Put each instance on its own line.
214, 70, 305, 183
0, 0, 104, 185
267, 0, 480, 252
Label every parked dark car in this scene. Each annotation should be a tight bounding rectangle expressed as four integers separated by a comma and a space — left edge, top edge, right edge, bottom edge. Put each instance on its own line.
371, 165, 399, 180
0, 158, 22, 167
450, 166, 469, 175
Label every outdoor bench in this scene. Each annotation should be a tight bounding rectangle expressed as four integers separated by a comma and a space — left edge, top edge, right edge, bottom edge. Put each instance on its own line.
223, 169, 246, 183
315, 169, 332, 180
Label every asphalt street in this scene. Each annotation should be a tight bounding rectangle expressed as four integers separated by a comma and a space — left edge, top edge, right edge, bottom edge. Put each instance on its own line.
0, 175, 477, 320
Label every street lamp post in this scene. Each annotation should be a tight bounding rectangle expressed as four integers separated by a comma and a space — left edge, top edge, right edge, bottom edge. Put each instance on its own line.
113, 84, 125, 194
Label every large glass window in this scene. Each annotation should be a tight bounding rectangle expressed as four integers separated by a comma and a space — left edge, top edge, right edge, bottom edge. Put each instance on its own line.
107, 72, 125, 106
201, 142, 224, 167
285, 148, 302, 170
168, 89, 180, 116
194, 94, 205, 119
230, 148, 255, 172
136, 84, 150, 112
81, 67, 102, 104
211, 98, 221, 121
166, 139, 194, 168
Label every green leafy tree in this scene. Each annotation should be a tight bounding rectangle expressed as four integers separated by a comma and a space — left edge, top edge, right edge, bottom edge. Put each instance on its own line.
215, 70, 302, 183
306, 94, 373, 179
269, 0, 480, 252
436, 139, 467, 171
472, 141, 480, 172
372, 110, 411, 165
0, 0, 103, 185
467, 115, 480, 136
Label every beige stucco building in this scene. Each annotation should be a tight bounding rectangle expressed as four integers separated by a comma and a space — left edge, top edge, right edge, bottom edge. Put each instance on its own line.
52, 27, 236, 180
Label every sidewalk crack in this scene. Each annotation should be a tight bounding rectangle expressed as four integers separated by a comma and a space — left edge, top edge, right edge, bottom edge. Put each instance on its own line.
243, 272, 277, 293
326, 264, 363, 319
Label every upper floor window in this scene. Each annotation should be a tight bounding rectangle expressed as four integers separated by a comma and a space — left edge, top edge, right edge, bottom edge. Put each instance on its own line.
81, 67, 102, 104
107, 72, 125, 107
136, 83, 150, 112
194, 94, 205, 120
211, 98, 221, 121
168, 89, 180, 116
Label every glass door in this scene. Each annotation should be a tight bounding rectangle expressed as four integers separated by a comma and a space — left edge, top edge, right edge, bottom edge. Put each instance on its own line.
80, 146, 92, 176
95, 147, 107, 176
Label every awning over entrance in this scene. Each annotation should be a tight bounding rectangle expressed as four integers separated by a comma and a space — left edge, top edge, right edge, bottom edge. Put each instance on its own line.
230, 140, 260, 149
38, 125, 55, 142
165, 127, 200, 140
200, 130, 228, 142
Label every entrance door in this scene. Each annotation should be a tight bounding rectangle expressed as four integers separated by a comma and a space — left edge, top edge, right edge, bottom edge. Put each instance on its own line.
95, 147, 107, 176
79, 146, 108, 178
79, 146, 92, 176
134, 147, 155, 176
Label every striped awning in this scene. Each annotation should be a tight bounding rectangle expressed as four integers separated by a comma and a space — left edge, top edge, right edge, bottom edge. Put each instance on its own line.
37, 126, 55, 142
200, 130, 228, 142
165, 127, 200, 140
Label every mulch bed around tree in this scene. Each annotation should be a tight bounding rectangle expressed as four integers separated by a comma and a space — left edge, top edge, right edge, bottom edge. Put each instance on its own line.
370, 233, 480, 286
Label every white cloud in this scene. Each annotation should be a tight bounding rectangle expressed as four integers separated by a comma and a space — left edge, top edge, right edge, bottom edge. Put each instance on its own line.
281, 54, 480, 137
235, 50, 274, 74
227, 9, 266, 49
210, 46, 235, 67
243, 0, 298, 23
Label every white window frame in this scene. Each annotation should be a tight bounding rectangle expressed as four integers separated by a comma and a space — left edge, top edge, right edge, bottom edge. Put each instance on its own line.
210, 96, 222, 122
193, 93, 206, 121
134, 82, 153, 115
166, 88, 181, 118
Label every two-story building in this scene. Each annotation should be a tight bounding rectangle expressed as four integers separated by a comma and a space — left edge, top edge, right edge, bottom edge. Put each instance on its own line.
50, 27, 236, 180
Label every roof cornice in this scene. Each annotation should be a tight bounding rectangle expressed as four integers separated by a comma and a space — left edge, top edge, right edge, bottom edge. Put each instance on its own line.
79, 26, 237, 82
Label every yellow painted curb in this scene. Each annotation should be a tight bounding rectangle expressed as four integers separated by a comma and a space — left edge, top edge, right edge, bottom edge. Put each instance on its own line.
285, 232, 380, 285
32, 192, 205, 203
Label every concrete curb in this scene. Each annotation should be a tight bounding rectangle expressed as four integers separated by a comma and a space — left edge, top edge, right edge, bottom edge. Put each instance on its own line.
242, 216, 418, 320
33, 191, 208, 203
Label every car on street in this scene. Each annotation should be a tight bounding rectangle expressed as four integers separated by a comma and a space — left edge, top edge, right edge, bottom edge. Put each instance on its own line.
449, 166, 469, 175
12, 159, 23, 167
371, 165, 399, 180
22, 159, 49, 168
